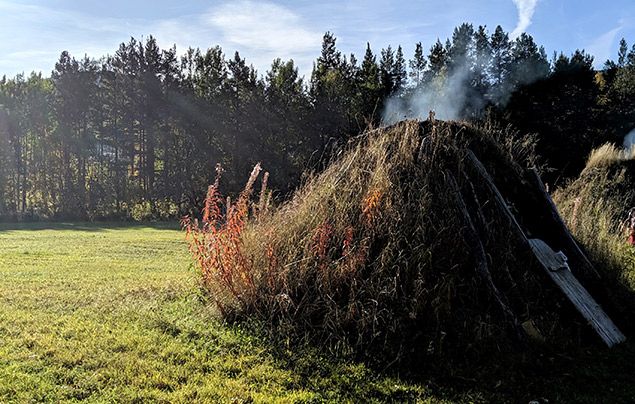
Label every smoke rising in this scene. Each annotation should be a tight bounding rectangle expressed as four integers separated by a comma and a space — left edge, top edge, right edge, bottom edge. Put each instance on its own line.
623, 128, 635, 150
383, 64, 478, 124
381, 49, 550, 124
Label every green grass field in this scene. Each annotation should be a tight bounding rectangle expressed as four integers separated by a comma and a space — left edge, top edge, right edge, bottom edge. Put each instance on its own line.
2, 222, 635, 403
0, 222, 443, 403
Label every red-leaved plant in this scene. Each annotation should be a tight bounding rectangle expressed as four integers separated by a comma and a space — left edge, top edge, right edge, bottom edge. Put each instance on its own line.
182, 163, 265, 315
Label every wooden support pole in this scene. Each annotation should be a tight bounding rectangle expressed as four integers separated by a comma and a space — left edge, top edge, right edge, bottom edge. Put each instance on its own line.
527, 168, 601, 279
529, 239, 626, 347
465, 150, 529, 245
446, 171, 526, 342
465, 150, 625, 347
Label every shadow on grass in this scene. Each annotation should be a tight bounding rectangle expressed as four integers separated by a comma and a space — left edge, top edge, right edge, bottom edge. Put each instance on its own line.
242, 319, 635, 403
0, 221, 182, 233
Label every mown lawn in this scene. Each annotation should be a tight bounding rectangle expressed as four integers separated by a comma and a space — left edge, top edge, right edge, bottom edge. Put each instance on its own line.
0, 222, 445, 403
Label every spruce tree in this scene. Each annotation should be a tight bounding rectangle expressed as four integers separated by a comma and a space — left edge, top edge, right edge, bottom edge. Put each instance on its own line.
408, 42, 427, 87
392, 45, 407, 93
618, 38, 628, 67
379, 45, 395, 96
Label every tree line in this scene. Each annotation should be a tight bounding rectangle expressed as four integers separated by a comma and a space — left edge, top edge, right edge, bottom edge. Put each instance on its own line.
1, 23, 635, 220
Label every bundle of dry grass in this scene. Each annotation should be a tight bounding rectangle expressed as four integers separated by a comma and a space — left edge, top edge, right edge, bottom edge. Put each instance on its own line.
585, 143, 635, 171
554, 146, 635, 326
185, 120, 622, 365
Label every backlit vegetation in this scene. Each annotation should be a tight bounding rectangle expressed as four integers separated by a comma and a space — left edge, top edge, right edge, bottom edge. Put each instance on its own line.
554, 146, 635, 322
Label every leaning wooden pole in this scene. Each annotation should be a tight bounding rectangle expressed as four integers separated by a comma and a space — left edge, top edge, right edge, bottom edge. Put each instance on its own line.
446, 171, 526, 342
465, 150, 626, 347
527, 168, 601, 279
528, 239, 626, 347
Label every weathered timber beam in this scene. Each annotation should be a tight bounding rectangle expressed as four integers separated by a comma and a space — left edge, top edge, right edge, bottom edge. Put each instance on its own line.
527, 168, 601, 279
529, 239, 626, 347
465, 150, 529, 245
465, 150, 625, 347
446, 171, 526, 342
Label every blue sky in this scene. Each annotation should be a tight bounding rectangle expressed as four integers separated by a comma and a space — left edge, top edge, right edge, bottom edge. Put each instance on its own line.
0, 0, 634, 79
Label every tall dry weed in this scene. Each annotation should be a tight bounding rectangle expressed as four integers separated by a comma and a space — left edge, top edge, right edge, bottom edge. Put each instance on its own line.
182, 163, 267, 315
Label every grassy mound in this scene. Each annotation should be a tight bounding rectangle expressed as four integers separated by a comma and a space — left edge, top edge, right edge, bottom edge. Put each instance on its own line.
553, 144, 635, 327
185, 120, 619, 367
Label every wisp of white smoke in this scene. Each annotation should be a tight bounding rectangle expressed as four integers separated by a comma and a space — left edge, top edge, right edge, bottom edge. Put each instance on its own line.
382, 64, 473, 124
623, 128, 635, 150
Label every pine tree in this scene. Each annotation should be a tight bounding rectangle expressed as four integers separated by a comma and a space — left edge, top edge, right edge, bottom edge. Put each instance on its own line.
628, 44, 635, 67
311, 32, 342, 96
379, 46, 395, 96
195, 46, 228, 100
428, 39, 447, 78
317, 32, 342, 70
360, 44, 379, 91
448, 23, 475, 72
266, 59, 304, 106
352, 43, 381, 123
474, 25, 491, 101
490, 25, 511, 86
228, 51, 259, 96
392, 45, 407, 93
507, 33, 550, 93
618, 38, 628, 67
309, 32, 350, 143
344, 53, 360, 84
408, 42, 427, 87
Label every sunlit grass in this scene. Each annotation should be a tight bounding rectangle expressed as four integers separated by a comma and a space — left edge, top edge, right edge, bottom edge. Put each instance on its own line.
584, 143, 635, 171
0, 222, 442, 403
2, 222, 635, 403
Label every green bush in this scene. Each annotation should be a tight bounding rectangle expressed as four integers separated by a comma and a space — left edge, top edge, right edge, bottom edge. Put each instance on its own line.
130, 199, 180, 222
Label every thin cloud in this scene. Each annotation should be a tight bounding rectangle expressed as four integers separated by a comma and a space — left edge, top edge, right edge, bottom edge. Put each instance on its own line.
0, 0, 323, 78
586, 25, 622, 66
511, 0, 538, 38
205, 1, 322, 76
206, 1, 320, 53
0, 1, 143, 74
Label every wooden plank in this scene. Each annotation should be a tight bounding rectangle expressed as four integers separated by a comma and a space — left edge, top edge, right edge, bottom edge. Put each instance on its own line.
529, 239, 626, 348
529, 237, 569, 272
528, 168, 601, 279
465, 150, 626, 347
465, 150, 528, 241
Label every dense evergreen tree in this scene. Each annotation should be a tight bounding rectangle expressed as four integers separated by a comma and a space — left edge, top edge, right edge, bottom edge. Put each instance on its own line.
310, 32, 353, 146
427, 40, 447, 79
509, 33, 550, 88
379, 45, 396, 97
393, 46, 407, 93
447, 23, 475, 73
618, 38, 628, 67
408, 42, 427, 87
358, 43, 382, 122
473, 25, 491, 97
489, 25, 512, 102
